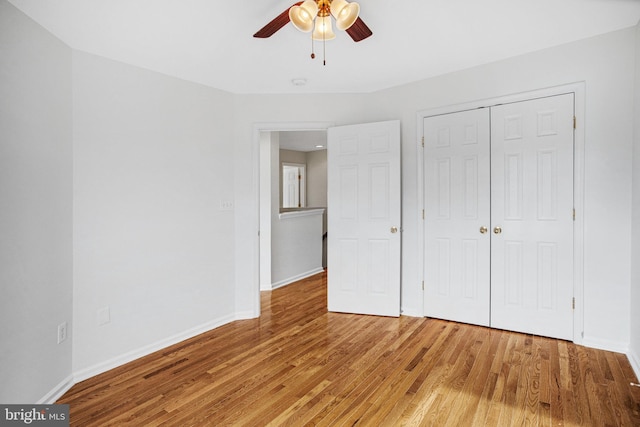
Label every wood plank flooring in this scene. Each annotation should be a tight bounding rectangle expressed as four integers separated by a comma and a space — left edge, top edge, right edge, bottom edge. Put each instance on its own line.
58, 271, 640, 426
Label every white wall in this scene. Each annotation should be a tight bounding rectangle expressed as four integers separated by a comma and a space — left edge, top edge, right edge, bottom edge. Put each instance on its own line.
306, 150, 328, 209
259, 132, 273, 291
234, 27, 638, 352
630, 20, 640, 375
307, 150, 328, 267
268, 132, 280, 288
0, 0, 73, 403
72, 51, 237, 377
271, 210, 324, 288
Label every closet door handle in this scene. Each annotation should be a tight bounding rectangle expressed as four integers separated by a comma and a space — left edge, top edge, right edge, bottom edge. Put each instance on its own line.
480, 226, 488, 234
493, 226, 502, 234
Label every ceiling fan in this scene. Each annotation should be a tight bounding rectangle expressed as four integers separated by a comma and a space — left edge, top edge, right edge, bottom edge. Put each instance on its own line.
253, 0, 372, 64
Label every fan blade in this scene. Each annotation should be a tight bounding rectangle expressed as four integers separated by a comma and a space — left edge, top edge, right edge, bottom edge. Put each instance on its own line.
253, 2, 302, 38
346, 17, 373, 42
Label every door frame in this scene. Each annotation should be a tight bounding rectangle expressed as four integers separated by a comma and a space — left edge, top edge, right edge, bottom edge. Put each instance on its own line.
252, 121, 334, 315
416, 82, 586, 344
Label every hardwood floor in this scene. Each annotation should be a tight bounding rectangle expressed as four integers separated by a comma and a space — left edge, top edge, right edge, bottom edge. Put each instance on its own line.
59, 271, 640, 426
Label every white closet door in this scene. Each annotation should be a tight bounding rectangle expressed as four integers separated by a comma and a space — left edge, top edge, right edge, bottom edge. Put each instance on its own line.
490, 94, 574, 340
423, 108, 491, 326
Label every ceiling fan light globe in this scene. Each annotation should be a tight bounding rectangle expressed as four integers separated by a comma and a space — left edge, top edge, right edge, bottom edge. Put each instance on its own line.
329, 0, 348, 15
335, 3, 360, 30
330, 0, 359, 30
289, 0, 318, 33
312, 16, 336, 40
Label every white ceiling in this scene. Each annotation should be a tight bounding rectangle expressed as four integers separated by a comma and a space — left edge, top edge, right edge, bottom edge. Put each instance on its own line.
278, 131, 327, 152
8, 0, 640, 94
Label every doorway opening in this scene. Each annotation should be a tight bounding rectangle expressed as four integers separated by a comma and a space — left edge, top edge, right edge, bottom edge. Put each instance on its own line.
256, 124, 331, 306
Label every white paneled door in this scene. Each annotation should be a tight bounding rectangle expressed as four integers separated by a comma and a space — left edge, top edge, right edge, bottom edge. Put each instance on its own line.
423, 94, 575, 340
490, 95, 574, 340
327, 120, 401, 317
423, 108, 491, 326
282, 165, 301, 208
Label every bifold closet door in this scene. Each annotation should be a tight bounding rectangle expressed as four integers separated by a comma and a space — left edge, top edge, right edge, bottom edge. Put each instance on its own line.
424, 94, 575, 340
423, 108, 491, 327
490, 94, 575, 340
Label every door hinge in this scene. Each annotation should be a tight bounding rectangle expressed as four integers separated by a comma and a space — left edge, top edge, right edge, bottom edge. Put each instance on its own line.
573, 116, 577, 129
573, 209, 576, 221
422, 280, 425, 290
421, 136, 425, 147
572, 297, 575, 310
422, 209, 425, 220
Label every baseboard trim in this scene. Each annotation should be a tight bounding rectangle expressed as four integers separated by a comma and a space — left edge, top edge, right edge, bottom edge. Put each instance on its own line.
73, 314, 236, 383
628, 348, 640, 381
271, 268, 325, 290
235, 310, 259, 321
581, 336, 629, 354
38, 375, 75, 404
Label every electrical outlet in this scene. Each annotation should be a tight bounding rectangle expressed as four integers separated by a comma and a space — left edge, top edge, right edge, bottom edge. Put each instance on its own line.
219, 200, 234, 211
97, 306, 110, 326
57, 322, 68, 344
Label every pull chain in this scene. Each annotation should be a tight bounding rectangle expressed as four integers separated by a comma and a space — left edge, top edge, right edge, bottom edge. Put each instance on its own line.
310, 32, 315, 59
323, 30, 326, 66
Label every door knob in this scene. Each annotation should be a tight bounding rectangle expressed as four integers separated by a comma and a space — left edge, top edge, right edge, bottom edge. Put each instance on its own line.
493, 226, 502, 234
390, 226, 398, 233
479, 226, 488, 234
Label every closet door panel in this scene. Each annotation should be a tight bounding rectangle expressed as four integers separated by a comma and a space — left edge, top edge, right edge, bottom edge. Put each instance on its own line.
423, 109, 491, 327
490, 94, 574, 340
